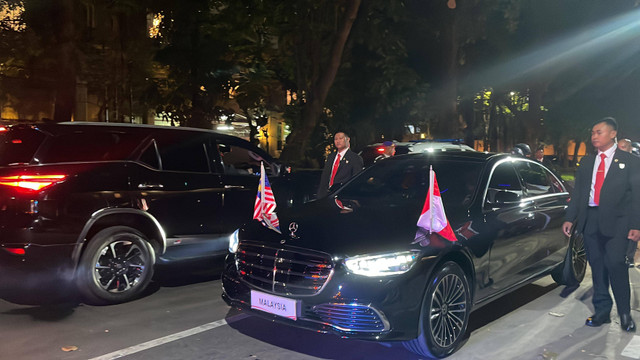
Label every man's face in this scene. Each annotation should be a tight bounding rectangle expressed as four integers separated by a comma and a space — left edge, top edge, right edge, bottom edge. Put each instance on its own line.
385, 145, 396, 156
591, 122, 617, 152
334, 132, 349, 151
535, 149, 544, 159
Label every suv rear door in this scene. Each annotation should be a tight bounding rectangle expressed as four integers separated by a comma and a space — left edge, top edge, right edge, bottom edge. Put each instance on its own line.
130, 131, 224, 239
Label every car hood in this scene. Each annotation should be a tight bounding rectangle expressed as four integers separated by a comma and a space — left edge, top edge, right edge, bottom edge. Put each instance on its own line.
242, 196, 452, 258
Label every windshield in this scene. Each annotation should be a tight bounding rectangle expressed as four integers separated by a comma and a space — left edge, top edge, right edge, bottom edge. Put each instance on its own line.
336, 157, 483, 219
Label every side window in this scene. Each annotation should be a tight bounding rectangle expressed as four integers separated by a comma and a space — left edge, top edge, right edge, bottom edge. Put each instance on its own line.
514, 161, 555, 196
138, 140, 160, 169
38, 131, 144, 163
486, 162, 523, 204
217, 140, 271, 176
157, 135, 210, 173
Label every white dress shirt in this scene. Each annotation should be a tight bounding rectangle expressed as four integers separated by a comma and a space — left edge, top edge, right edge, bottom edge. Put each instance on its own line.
589, 144, 617, 206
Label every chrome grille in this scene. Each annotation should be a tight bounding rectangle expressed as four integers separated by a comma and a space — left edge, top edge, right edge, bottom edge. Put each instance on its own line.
235, 241, 333, 296
305, 303, 388, 332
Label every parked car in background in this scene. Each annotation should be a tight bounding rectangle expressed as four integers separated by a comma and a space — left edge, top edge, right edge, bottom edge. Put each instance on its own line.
222, 152, 585, 358
360, 139, 476, 167
0, 122, 301, 304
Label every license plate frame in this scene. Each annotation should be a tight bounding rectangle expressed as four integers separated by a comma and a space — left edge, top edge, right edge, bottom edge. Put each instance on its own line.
250, 290, 299, 320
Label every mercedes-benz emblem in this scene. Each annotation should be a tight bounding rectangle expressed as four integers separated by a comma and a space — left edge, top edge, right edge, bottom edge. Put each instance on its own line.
288, 222, 299, 238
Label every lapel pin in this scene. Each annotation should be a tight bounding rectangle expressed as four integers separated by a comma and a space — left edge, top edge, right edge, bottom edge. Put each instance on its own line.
614, 158, 619, 163
619, 163, 626, 169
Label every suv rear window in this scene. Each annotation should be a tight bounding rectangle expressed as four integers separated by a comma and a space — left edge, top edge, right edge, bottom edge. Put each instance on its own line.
37, 131, 146, 163
0, 127, 46, 166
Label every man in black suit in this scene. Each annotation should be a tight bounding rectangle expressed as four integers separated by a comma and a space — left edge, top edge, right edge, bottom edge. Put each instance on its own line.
317, 132, 364, 198
562, 117, 640, 332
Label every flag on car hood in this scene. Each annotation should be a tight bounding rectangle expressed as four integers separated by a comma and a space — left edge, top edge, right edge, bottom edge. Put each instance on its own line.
253, 162, 281, 233
416, 166, 456, 242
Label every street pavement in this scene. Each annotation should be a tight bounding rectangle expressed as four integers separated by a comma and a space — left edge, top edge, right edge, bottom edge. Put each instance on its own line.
3, 264, 640, 359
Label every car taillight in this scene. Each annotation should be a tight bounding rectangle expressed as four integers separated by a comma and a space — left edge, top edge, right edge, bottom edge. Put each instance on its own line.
2, 247, 26, 256
0, 174, 67, 192
376, 147, 385, 153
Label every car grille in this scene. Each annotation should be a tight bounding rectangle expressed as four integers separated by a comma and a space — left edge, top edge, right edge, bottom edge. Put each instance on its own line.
235, 241, 334, 296
304, 303, 389, 333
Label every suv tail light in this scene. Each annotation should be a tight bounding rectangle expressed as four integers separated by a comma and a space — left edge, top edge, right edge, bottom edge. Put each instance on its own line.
0, 174, 67, 192
2, 246, 26, 256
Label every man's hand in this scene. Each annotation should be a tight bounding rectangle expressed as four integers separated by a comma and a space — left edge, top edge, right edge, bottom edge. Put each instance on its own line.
562, 221, 573, 237
628, 229, 640, 242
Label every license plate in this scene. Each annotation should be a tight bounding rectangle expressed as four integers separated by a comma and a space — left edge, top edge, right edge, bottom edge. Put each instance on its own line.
250, 290, 299, 320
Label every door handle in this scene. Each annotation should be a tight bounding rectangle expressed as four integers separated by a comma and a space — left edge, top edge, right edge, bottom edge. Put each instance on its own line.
224, 185, 245, 189
138, 183, 164, 190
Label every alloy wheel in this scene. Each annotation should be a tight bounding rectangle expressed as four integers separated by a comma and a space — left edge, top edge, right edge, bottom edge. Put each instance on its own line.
93, 239, 148, 293
429, 273, 469, 348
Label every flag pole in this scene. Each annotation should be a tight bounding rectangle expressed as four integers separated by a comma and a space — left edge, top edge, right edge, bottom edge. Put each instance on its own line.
260, 161, 266, 221
429, 165, 434, 234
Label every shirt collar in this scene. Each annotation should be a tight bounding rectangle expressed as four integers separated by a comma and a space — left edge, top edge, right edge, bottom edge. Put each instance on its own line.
598, 144, 617, 159
337, 148, 349, 158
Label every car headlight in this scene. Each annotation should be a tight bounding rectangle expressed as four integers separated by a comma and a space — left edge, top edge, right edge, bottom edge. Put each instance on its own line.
344, 250, 420, 277
228, 229, 240, 253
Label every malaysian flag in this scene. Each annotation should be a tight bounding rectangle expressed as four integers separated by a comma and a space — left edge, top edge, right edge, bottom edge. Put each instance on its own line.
253, 162, 281, 233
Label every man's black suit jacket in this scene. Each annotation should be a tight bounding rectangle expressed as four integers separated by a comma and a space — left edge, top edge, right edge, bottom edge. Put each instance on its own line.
317, 148, 364, 198
565, 149, 640, 236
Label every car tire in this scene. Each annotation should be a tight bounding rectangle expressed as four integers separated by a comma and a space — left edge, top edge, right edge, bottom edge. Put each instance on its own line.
76, 226, 155, 305
551, 229, 586, 285
403, 261, 471, 358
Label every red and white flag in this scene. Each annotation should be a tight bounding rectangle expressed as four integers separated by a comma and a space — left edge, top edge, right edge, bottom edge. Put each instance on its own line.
253, 162, 281, 233
416, 166, 457, 242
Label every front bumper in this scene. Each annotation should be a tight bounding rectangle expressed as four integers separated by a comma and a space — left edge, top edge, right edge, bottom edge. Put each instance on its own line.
221, 253, 428, 341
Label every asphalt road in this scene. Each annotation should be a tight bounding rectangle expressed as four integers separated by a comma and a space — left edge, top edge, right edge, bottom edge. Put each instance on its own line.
3, 263, 640, 360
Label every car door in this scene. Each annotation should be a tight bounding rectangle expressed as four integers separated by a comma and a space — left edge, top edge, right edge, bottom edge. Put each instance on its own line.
481, 160, 540, 294
130, 132, 224, 239
514, 160, 570, 268
213, 137, 278, 234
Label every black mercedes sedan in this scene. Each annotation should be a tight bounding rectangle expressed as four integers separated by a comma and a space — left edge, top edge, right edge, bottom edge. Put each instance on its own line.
221, 151, 586, 358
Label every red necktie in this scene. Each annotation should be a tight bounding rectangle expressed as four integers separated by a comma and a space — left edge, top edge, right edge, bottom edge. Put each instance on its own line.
329, 153, 341, 187
594, 153, 606, 205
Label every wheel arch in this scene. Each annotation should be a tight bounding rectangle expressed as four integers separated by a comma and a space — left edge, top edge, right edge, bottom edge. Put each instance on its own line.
71, 208, 166, 270
425, 249, 476, 305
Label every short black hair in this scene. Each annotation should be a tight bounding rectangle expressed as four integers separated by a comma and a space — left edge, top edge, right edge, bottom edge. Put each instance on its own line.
593, 117, 618, 131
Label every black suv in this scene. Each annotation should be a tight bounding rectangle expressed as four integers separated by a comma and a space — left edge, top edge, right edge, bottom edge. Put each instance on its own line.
0, 122, 287, 304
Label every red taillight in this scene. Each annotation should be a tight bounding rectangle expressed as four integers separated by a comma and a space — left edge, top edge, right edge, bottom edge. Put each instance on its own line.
376, 147, 385, 153
0, 174, 67, 192
11, 139, 22, 144
3, 247, 25, 256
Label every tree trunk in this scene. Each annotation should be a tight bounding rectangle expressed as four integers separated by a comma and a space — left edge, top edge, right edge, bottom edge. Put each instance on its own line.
279, 0, 362, 164
53, 0, 76, 122
523, 83, 548, 148
572, 138, 582, 166
436, 6, 459, 138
